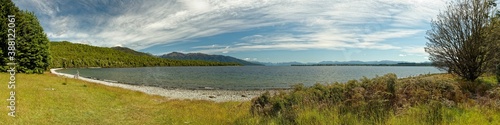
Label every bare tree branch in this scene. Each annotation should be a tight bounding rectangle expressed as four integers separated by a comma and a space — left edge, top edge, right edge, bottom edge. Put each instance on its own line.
425, 0, 500, 81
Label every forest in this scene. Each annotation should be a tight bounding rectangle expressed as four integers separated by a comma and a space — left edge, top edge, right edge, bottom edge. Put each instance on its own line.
161, 52, 263, 66
50, 41, 240, 68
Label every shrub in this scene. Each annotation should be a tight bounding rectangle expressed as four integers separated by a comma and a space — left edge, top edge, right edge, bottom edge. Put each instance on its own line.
496, 64, 500, 83
250, 74, 399, 124
249, 73, 500, 124
458, 79, 495, 96
397, 77, 464, 108
482, 87, 500, 109
250, 91, 273, 116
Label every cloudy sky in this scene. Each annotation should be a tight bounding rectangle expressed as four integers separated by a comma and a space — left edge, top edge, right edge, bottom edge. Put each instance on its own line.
14, 0, 450, 63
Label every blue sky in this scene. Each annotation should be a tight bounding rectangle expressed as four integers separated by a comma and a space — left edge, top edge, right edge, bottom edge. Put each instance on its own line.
14, 0, 450, 63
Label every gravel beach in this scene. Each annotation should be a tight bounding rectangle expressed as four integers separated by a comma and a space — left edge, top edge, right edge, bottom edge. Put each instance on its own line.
50, 68, 283, 102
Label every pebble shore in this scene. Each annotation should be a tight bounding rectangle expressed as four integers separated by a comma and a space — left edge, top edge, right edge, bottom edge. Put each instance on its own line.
50, 68, 284, 102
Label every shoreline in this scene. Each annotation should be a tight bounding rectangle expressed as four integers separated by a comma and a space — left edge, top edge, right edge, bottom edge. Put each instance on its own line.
50, 68, 281, 102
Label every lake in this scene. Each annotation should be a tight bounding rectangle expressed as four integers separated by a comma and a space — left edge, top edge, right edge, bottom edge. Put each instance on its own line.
58, 66, 443, 90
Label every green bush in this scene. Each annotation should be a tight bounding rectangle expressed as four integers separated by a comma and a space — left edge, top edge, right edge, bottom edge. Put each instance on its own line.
397, 77, 464, 108
250, 73, 399, 124
249, 73, 500, 124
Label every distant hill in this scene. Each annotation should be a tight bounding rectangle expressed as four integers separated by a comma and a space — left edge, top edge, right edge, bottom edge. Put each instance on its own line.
256, 61, 305, 66
160, 52, 263, 66
111, 46, 152, 56
292, 62, 432, 66
257, 60, 429, 66
50, 41, 240, 68
317, 60, 409, 65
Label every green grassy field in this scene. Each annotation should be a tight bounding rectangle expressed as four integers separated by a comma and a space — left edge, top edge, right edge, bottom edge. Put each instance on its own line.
0, 73, 498, 124
0, 73, 249, 124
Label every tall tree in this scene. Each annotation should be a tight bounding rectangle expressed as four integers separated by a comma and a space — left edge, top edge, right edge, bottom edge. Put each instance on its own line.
0, 0, 51, 73
425, 0, 500, 81
0, 0, 19, 70
15, 10, 51, 73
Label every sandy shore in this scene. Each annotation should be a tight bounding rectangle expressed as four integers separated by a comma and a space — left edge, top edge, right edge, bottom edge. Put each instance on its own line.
50, 68, 283, 102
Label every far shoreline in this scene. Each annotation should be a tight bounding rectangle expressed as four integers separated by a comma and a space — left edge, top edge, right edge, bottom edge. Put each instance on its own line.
50, 68, 284, 102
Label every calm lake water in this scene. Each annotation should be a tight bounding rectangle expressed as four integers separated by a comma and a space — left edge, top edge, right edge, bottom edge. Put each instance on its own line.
58, 66, 442, 90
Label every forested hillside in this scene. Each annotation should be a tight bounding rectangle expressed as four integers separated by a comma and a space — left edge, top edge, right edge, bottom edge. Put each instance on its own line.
50, 41, 240, 68
111, 46, 152, 56
161, 52, 263, 66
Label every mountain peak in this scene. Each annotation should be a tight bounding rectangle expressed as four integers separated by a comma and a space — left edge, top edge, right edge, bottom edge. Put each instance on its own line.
165, 52, 187, 57
161, 52, 263, 66
111, 46, 152, 56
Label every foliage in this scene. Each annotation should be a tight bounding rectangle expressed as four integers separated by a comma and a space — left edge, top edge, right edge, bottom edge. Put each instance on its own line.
161, 52, 263, 66
111, 46, 152, 56
250, 74, 400, 124
49, 41, 241, 68
249, 73, 500, 124
0, 0, 51, 73
497, 64, 500, 83
425, 0, 500, 81
15, 11, 51, 73
0, 0, 18, 65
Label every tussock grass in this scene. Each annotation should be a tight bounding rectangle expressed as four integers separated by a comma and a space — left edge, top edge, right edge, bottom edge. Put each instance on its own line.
249, 73, 500, 124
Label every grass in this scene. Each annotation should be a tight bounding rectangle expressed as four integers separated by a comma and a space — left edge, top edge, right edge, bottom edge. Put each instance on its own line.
0, 73, 249, 124
237, 105, 500, 125
386, 104, 500, 125
0, 72, 498, 124
248, 73, 500, 124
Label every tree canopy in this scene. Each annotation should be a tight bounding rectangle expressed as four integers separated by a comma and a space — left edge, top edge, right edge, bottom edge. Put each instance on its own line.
1, 0, 51, 73
425, 0, 500, 81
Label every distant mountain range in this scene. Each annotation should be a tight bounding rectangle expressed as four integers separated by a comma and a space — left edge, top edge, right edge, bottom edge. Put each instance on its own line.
316, 60, 411, 65
256, 60, 431, 66
160, 52, 264, 66
255, 61, 305, 66
110, 47, 429, 67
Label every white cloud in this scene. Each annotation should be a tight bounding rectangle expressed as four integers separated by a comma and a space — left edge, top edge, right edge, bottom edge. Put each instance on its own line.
243, 58, 257, 61
401, 46, 428, 56
180, 0, 212, 12
15, 0, 449, 53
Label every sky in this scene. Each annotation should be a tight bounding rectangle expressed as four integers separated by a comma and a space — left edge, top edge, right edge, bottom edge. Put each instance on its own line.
13, 0, 451, 63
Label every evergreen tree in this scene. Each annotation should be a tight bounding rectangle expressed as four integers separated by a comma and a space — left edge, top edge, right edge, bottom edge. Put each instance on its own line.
0, 0, 19, 71
15, 10, 51, 73
1, 0, 51, 73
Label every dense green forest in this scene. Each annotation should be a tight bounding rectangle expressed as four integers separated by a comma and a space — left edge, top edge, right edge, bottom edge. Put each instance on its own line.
111, 46, 152, 56
0, 0, 51, 73
50, 41, 240, 68
161, 52, 263, 66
